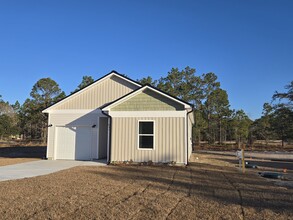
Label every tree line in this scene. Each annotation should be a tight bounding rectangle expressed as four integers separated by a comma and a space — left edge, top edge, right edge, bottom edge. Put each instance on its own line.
139, 67, 292, 147
0, 76, 94, 141
0, 68, 292, 147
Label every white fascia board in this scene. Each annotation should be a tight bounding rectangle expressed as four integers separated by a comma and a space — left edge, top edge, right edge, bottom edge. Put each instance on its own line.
102, 85, 192, 111
43, 72, 141, 112
108, 111, 186, 118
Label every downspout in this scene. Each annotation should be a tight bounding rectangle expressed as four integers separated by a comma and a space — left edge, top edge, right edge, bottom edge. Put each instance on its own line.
101, 111, 112, 164
186, 108, 194, 165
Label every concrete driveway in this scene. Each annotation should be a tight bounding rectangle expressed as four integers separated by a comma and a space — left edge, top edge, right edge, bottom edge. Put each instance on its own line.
0, 160, 107, 182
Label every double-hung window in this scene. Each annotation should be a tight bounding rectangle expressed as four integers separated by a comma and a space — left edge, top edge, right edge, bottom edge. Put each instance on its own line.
138, 121, 154, 149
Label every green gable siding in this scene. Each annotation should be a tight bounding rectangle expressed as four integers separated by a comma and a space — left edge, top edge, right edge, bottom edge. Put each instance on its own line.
111, 89, 184, 111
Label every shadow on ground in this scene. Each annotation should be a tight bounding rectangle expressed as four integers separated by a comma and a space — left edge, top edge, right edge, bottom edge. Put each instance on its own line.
85, 162, 293, 214
0, 146, 47, 159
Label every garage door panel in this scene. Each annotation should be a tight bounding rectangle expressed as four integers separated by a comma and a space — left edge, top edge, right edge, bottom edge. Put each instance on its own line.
55, 126, 92, 160
55, 127, 76, 160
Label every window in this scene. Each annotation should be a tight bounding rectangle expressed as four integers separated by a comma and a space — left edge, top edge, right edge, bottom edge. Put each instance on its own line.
138, 121, 154, 149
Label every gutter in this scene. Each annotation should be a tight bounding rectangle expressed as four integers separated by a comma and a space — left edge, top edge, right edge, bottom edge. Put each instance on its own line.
186, 108, 194, 165
101, 111, 112, 164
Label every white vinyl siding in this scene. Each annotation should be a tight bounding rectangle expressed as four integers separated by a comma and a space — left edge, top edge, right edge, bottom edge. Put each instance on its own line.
54, 75, 139, 110
111, 117, 185, 163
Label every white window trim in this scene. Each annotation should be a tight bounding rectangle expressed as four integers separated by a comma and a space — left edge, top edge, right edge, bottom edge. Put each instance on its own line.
137, 120, 155, 150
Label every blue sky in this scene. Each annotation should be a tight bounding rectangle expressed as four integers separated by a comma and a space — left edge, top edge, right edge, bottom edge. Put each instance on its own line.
0, 0, 292, 119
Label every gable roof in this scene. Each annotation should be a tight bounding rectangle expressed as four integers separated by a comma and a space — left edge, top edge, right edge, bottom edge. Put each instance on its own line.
42, 70, 142, 113
102, 84, 193, 111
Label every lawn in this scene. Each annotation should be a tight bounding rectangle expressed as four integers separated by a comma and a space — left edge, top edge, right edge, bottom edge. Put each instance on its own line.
0, 153, 292, 219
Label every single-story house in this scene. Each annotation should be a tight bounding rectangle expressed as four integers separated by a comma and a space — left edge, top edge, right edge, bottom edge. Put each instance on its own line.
42, 71, 194, 164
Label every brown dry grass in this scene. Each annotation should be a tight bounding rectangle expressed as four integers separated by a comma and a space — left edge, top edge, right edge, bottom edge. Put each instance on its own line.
0, 154, 292, 219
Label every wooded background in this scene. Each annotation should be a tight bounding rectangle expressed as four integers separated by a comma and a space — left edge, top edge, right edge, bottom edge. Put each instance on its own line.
0, 67, 292, 148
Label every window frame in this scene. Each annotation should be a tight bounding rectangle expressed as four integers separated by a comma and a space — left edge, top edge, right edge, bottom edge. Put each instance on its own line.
137, 120, 155, 150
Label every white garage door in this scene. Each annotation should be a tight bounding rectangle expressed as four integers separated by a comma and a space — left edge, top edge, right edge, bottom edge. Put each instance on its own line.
55, 126, 92, 160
